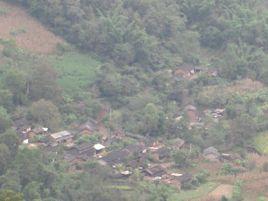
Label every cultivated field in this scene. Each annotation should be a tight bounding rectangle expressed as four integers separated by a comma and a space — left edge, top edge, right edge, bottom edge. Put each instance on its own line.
0, 1, 63, 54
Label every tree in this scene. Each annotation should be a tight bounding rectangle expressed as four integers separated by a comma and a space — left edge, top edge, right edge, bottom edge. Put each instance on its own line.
0, 107, 12, 133
178, 0, 215, 24
0, 189, 23, 201
0, 129, 20, 158
13, 148, 47, 187
29, 63, 61, 102
230, 114, 257, 146
0, 144, 11, 174
173, 150, 188, 167
28, 99, 62, 130
232, 181, 243, 201
3, 69, 27, 105
142, 103, 165, 136
146, 184, 173, 201
23, 181, 41, 201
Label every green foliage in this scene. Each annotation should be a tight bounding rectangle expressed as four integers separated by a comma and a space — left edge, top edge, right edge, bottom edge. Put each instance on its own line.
232, 180, 244, 201
3, 69, 27, 105
76, 134, 100, 144
0, 107, 12, 133
3, 0, 268, 199
254, 132, 268, 154
0, 129, 19, 158
216, 43, 266, 80
178, 0, 215, 23
195, 170, 210, 184
50, 51, 100, 99
0, 189, 23, 201
231, 114, 257, 146
173, 150, 188, 167
262, 162, 268, 172
220, 163, 240, 176
28, 99, 61, 131
0, 143, 11, 174
146, 183, 173, 201
29, 63, 61, 102
23, 181, 41, 201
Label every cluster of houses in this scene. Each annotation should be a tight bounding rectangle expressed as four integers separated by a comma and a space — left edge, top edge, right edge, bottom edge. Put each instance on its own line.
13, 104, 242, 191
15, 118, 200, 189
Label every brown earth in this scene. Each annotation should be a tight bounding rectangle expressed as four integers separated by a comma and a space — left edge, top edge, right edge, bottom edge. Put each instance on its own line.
207, 184, 233, 200
0, 1, 63, 54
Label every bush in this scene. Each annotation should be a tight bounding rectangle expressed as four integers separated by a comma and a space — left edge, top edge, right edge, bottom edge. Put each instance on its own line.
173, 150, 188, 167
220, 163, 240, 175
262, 162, 268, 172
232, 180, 243, 201
195, 170, 209, 184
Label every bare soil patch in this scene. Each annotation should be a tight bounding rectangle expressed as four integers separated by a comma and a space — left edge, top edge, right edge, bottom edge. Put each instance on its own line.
0, 1, 63, 54
208, 184, 233, 200
227, 78, 264, 94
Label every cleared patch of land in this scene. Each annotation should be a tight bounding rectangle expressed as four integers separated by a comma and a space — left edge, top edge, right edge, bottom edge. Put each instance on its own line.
207, 184, 233, 200
50, 51, 101, 97
169, 182, 219, 201
0, 1, 63, 54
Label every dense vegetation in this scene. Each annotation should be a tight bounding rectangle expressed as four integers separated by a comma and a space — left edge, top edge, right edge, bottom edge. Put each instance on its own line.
11, 0, 268, 144
1, 0, 268, 200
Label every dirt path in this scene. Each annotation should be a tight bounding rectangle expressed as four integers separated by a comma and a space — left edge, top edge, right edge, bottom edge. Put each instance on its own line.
0, 1, 63, 54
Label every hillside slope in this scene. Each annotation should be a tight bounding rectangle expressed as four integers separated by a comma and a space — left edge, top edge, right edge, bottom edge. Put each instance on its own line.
0, 1, 63, 54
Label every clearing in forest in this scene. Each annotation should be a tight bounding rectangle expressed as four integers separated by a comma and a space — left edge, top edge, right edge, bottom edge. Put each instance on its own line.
50, 51, 101, 97
0, 1, 63, 54
207, 184, 233, 200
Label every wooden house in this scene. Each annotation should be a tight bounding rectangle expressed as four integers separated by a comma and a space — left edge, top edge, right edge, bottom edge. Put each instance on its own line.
50, 130, 73, 145
144, 165, 166, 177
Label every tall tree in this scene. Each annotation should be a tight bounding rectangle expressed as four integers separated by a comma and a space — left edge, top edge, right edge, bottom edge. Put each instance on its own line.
28, 99, 62, 131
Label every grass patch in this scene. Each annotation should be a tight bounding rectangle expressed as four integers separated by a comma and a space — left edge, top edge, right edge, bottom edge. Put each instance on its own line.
254, 132, 268, 154
0, 7, 9, 16
107, 185, 132, 191
50, 51, 101, 98
169, 182, 219, 201
10, 28, 27, 36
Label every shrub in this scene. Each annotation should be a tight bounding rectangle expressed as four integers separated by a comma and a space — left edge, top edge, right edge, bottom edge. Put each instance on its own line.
220, 163, 240, 175
195, 170, 209, 184
232, 180, 243, 201
262, 162, 268, 172
173, 150, 188, 167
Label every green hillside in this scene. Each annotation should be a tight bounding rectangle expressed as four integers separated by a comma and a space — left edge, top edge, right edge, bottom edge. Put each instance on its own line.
0, 0, 268, 200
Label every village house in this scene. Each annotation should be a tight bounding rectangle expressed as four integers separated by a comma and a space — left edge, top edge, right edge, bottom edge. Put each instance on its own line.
211, 108, 225, 119
50, 130, 73, 146
64, 143, 96, 162
78, 119, 97, 135
177, 173, 194, 189
150, 147, 170, 162
144, 165, 166, 177
203, 147, 221, 162
127, 155, 147, 169
171, 138, 185, 150
100, 143, 145, 166
93, 143, 105, 155
27, 126, 49, 140
101, 149, 130, 166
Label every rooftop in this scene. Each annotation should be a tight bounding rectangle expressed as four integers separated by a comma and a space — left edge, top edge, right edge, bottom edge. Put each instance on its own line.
50, 131, 72, 139
94, 143, 105, 151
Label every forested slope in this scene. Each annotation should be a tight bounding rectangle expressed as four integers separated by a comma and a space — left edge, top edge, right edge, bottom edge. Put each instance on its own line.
1, 0, 268, 200
13, 0, 268, 141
